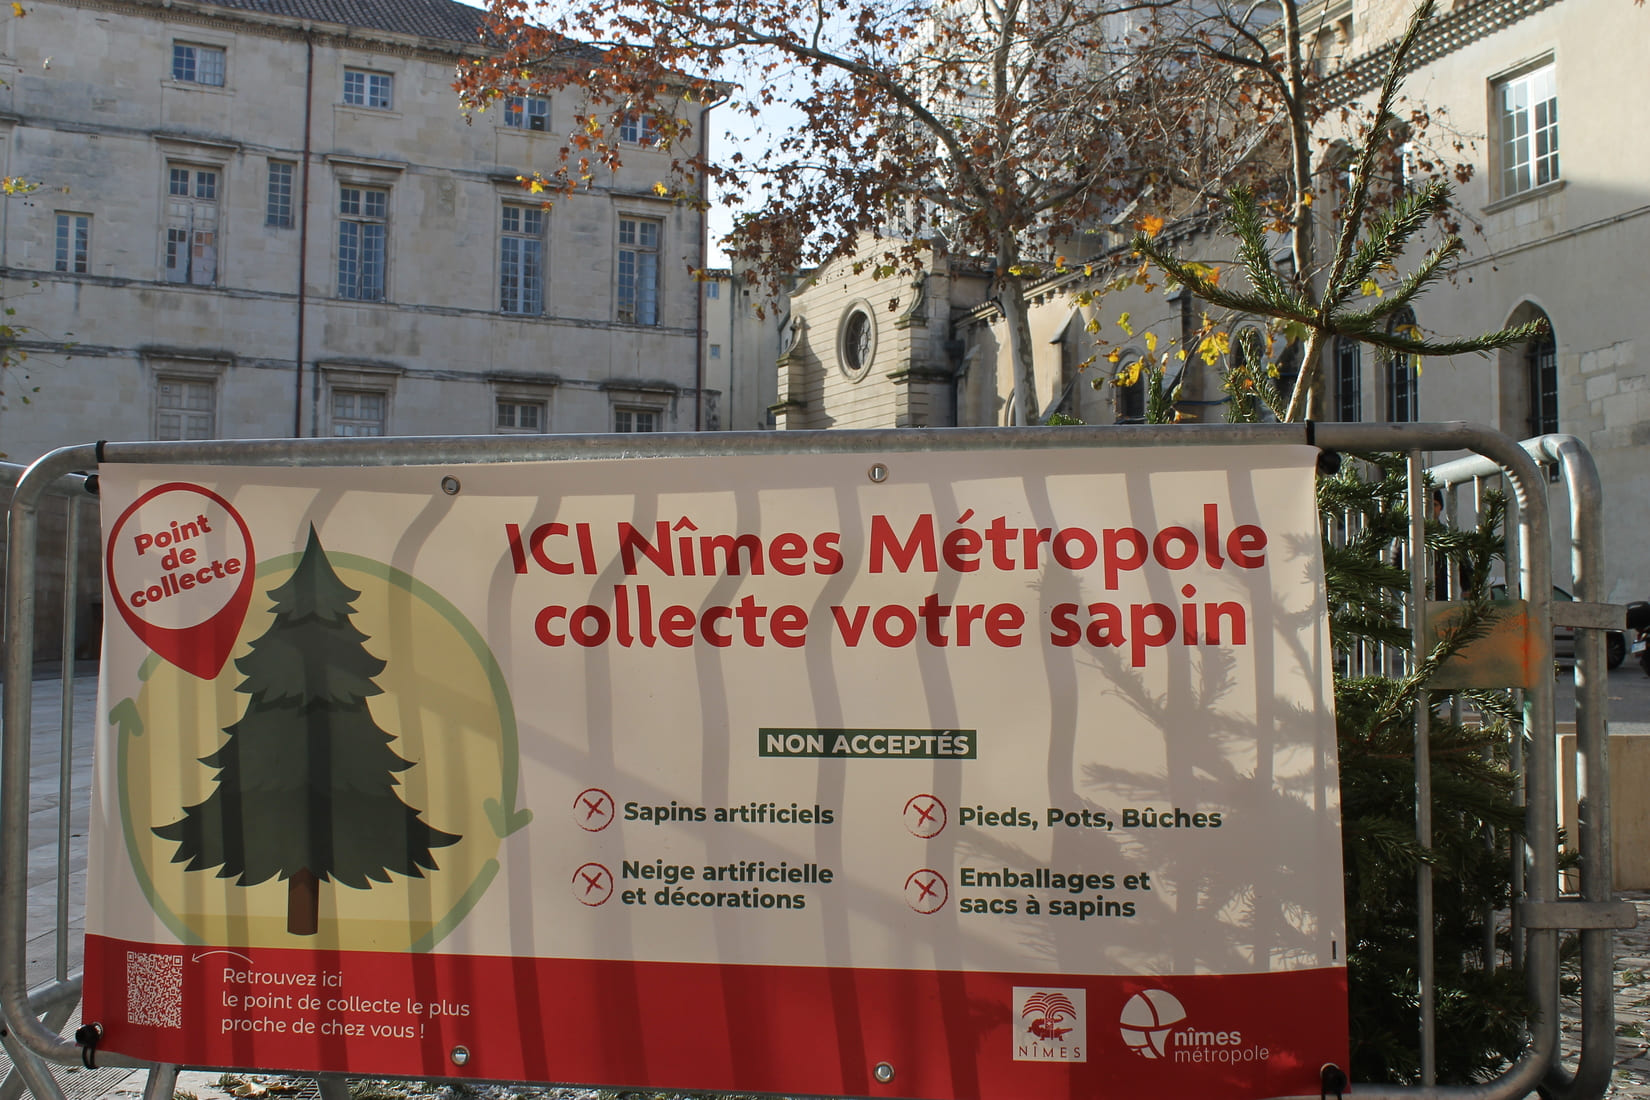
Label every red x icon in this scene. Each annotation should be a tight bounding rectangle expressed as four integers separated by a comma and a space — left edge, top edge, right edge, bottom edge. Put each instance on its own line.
573, 788, 615, 832
572, 862, 614, 906
904, 869, 949, 914
903, 794, 947, 838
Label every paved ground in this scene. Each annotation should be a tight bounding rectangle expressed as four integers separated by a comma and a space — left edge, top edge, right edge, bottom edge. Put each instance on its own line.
1609, 892, 1650, 1091
9, 665, 1650, 1100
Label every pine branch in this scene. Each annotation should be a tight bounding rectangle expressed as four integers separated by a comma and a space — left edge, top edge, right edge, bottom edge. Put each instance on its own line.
1225, 185, 1300, 308
1319, 0, 1437, 310
1325, 180, 1451, 312
1133, 236, 1312, 319
1360, 319, 1547, 359
1333, 236, 1464, 331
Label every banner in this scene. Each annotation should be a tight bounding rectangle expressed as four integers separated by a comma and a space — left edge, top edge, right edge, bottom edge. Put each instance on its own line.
87, 444, 1347, 1099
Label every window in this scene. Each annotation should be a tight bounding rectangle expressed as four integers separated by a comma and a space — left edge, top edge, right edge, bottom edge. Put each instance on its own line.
499, 204, 544, 314
1527, 328, 1557, 436
504, 95, 549, 131
266, 161, 295, 228
342, 69, 393, 109
709, 344, 722, 359
337, 186, 388, 301
54, 213, 89, 274
155, 377, 216, 440
496, 398, 546, 433
841, 308, 873, 377
1272, 342, 1302, 414
619, 114, 659, 145
1115, 350, 1145, 423
164, 165, 219, 285
705, 282, 720, 300
172, 43, 225, 86
614, 407, 658, 433
1496, 62, 1558, 197
1384, 309, 1418, 423
332, 389, 387, 435
1335, 338, 1362, 421
616, 217, 660, 325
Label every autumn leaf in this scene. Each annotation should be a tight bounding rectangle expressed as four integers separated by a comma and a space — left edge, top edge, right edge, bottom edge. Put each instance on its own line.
1117, 311, 1133, 336
1116, 357, 1144, 387
1182, 261, 1222, 288
652, 181, 669, 196
1360, 278, 1383, 298
9, 3, 23, 15
1197, 330, 1231, 366
1144, 331, 1158, 354
1300, 190, 1314, 207
1106, 348, 1123, 363
1136, 214, 1165, 238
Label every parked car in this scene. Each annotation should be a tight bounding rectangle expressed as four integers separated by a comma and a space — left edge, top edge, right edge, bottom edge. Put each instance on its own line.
1489, 583, 1626, 669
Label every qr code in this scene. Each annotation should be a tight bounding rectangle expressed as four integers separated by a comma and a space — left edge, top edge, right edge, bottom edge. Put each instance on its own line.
126, 951, 184, 1028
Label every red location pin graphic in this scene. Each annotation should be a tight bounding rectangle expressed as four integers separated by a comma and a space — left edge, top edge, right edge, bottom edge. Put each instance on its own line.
105, 483, 256, 679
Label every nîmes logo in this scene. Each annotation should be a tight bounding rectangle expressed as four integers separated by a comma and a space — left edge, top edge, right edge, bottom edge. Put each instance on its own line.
1013, 988, 1086, 1062
1119, 989, 1185, 1059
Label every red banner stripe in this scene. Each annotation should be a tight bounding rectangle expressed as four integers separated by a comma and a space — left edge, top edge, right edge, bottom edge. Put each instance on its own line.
86, 935, 1348, 1100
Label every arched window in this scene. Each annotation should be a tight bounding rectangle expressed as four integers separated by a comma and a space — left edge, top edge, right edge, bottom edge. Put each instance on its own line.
1384, 308, 1418, 423
1526, 327, 1558, 436
1335, 338, 1362, 421
1497, 302, 1556, 438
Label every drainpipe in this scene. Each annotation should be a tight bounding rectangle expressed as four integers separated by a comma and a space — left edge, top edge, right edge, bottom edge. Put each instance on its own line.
695, 91, 730, 431
294, 32, 315, 437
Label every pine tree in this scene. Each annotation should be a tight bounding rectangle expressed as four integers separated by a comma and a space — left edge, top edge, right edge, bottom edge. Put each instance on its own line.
155, 527, 461, 936
1320, 457, 1528, 1082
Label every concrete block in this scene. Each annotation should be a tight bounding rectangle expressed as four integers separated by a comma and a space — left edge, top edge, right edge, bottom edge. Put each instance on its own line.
1561, 730, 1650, 890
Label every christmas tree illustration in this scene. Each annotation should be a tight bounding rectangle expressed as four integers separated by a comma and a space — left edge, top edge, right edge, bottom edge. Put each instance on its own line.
154, 527, 461, 936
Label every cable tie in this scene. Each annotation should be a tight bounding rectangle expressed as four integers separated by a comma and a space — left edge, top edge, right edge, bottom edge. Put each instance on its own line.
74, 1022, 102, 1069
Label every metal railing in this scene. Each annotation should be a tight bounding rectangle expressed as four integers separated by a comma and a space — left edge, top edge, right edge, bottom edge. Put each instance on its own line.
0, 462, 100, 1100
0, 423, 1631, 1100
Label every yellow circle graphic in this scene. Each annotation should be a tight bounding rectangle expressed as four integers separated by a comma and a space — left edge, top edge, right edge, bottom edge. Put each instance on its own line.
117, 552, 520, 953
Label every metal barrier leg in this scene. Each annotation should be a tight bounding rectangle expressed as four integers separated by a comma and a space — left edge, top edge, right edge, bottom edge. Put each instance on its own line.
140, 1065, 179, 1100
315, 1074, 351, 1100
0, 998, 74, 1100
0, 1026, 66, 1100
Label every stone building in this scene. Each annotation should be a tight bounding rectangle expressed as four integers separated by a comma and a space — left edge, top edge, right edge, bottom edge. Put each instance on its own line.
776, 0, 1650, 602
701, 264, 782, 431
0, 0, 720, 461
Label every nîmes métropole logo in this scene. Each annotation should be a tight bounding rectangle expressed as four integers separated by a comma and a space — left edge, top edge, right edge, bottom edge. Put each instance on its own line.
1012, 988, 1085, 1062
1119, 989, 1272, 1065
1119, 989, 1185, 1058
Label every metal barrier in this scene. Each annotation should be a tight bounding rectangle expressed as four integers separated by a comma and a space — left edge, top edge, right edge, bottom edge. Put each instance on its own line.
1426, 434, 1632, 1100
0, 462, 104, 1100
0, 423, 1631, 1100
